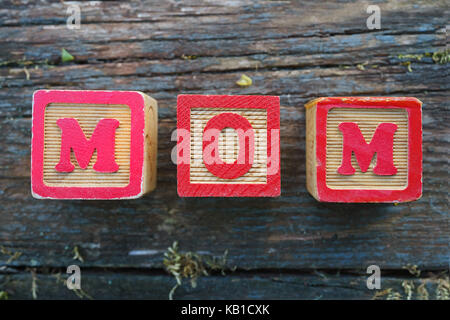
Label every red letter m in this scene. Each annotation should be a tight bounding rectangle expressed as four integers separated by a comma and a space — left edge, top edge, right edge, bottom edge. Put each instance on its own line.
337, 122, 397, 176
55, 118, 120, 173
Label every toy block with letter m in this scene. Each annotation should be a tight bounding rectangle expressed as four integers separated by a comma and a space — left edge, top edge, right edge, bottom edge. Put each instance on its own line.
305, 97, 422, 203
31, 90, 158, 199
177, 95, 280, 197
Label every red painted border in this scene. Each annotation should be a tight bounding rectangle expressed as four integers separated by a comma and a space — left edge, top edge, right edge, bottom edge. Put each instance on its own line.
177, 95, 281, 197
314, 97, 422, 202
31, 90, 146, 199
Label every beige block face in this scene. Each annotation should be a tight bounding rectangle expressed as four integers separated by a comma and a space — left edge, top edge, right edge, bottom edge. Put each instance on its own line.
326, 108, 408, 190
190, 108, 267, 184
43, 103, 131, 187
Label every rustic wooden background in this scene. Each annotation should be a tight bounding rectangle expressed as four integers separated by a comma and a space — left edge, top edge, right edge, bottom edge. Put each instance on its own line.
0, 0, 448, 300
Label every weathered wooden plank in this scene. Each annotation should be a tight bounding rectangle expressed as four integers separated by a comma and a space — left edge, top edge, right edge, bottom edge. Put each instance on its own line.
0, 0, 446, 119
1, 36, 446, 86
0, 25, 445, 67
0, 89, 447, 176
0, 0, 448, 277
1, 0, 447, 28
0, 173, 447, 270
0, 90, 447, 270
0, 0, 446, 65
1, 271, 446, 300
1, 63, 448, 120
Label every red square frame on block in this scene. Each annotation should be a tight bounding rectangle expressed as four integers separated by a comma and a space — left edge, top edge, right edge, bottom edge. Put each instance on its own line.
315, 97, 422, 203
31, 90, 146, 199
177, 95, 281, 197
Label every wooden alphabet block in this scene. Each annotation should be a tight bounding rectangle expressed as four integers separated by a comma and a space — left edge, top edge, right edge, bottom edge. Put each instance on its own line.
31, 90, 158, 199
305, 97, 422, 203
177, 95, 280, 197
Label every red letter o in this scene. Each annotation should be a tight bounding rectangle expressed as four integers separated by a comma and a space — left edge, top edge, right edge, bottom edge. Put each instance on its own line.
202, 113, 255, 179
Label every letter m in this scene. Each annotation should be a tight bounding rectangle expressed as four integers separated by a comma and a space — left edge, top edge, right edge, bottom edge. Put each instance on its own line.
55, 118, 120, 173
337, 122, 397, 175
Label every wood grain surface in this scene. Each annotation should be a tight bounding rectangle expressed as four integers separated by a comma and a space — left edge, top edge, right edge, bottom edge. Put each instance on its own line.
0, 0, 448, 299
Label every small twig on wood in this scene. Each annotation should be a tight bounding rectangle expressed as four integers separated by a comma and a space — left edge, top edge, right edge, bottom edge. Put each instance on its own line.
53, 273, 93, 300
30, 268, 38, 300
23, 67, 30, 80
403, 264, 421, 277
436, 277, 450, 300
386, 290, 402, 300
0, 246, 22, 264
402, 280, 414, 300
73, 246, 84, 263
417, 281, 429, 300
168, 283, 179, 301
372, 288, 394, 300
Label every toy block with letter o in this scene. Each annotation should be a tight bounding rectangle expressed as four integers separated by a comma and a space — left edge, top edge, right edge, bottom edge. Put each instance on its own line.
305, 97, 422, 203
177, 95, 280, 197
31, 90, 158, 199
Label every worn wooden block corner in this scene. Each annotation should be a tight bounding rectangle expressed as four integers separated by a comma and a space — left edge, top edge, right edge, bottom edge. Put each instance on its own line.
31, 90, 158, 199
305, 97, 422, 203
177, 94, 280, 197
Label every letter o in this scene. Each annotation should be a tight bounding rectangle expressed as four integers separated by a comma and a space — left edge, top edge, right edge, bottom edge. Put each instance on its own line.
202, 113, 254, 179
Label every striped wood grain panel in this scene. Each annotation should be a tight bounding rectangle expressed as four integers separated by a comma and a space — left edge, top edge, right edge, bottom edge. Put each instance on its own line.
43, 103, 131, 187
305, 105, 318, 198
326, 108, 408, 190
190, 108, 267, 184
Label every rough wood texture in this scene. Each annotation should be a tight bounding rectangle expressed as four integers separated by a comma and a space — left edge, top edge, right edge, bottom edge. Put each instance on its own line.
0, 0, 448, 299
1, 271, 444, 300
